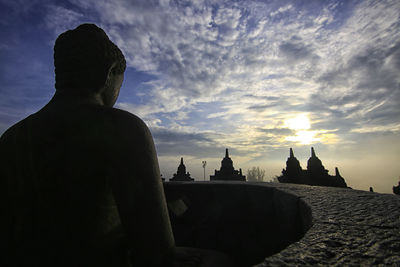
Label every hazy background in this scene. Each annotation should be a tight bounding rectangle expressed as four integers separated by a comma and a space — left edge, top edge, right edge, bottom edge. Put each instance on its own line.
1, 0, 399, 193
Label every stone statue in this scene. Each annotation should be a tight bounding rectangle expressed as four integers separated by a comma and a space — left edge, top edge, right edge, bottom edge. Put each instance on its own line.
0, 24, 232, 267
394, 181, 400, 195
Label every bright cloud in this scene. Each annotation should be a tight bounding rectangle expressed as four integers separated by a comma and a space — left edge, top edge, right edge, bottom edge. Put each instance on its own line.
284, 114, 311, 130
285, 130, 320, 145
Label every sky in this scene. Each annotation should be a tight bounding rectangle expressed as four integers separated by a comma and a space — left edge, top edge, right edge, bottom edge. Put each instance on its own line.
0, 0, 399, 193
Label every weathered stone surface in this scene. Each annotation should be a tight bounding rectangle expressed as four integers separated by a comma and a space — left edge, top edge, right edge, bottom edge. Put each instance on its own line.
255, 183, 400, 266
164, 182, 400, 266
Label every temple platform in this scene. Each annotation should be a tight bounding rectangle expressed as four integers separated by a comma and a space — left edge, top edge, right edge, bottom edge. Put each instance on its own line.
163, 181, 400, 266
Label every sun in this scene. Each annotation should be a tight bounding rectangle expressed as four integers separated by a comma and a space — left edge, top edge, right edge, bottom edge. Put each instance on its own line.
284, 114, 319, 144
284, 114, 310, 130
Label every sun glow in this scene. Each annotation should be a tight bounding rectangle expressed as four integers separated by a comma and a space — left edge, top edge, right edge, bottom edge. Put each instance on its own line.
284, 114, 319, 144
285, 130, 320, 145
284, 114, 310, 130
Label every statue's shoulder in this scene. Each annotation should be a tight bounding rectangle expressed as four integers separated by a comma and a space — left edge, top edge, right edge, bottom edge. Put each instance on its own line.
104, 107, 153, 140
107, 107, 148, 129
0, 115, 34, 143
101, 107, 155, 156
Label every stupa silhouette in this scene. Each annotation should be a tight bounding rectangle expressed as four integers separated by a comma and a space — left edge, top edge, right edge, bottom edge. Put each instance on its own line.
278, 147, 347, 188
210, 149, 246, 181
169, 157, 194, 181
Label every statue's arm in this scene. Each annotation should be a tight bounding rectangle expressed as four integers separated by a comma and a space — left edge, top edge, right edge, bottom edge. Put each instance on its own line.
108, 111, 175, 266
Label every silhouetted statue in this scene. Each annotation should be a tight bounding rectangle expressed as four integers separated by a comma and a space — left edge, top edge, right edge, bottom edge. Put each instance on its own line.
393, 181, 400, 195
278, 147, 347, 188
210, 149, 246, 181
0, 24, 232, 267
169, 158, 194, 181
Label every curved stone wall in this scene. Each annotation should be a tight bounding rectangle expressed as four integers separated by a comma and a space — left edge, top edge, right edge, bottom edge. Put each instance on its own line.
164, 182, 400, 266
163, 182, 312, 266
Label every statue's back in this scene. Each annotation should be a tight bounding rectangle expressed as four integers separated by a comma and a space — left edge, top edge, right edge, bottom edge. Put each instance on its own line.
0, 104, 135, 266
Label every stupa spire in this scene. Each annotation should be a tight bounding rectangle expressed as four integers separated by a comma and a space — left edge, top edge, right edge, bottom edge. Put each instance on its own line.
280, 147, 348, 188
210, 148, 245, 181
169, 157, 194, 181
311, 147, 316, 157
335, 167, 340, 177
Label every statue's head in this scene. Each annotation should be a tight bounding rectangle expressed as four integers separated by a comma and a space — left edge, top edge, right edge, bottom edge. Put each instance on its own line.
54, 24, 126, 106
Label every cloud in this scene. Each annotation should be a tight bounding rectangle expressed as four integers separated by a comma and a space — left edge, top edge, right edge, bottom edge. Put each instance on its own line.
279, 37, 318, 63
257, 127, 294, 135
44, 4, 86, 36
152, 127, 212, 143
0, 0, 46, 14
8, 0, 399, 158
351, 123, 400, 134
300, 0, 400, 136
150, 126, 229, 158
270, 4, 292, 17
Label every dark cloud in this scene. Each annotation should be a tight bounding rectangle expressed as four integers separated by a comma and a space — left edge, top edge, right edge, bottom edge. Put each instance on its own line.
155, 141, 226, 158
279, 37, 317, 63
152, 127, 212, 143
361, 90, 400, 127
311, 117, 355, 133
312, 39, 400, 134
243, 95, 280, 101
257, 127, 294, 135
151, 127, 226, 157
248, 103, 278, 111
319, 41, 400, 92
246, 95, 288, 112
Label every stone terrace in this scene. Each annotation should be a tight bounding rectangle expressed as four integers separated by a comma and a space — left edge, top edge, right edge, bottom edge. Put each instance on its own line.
163, 181, 400, 266
257, 182, 400, 266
